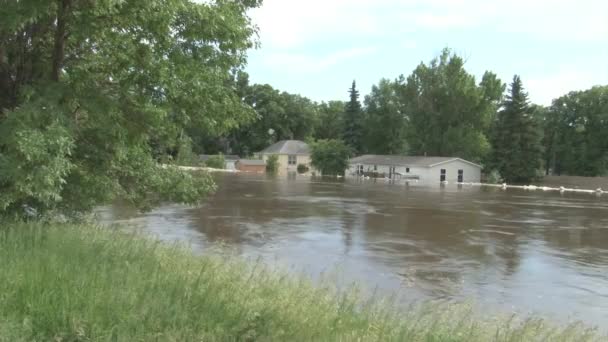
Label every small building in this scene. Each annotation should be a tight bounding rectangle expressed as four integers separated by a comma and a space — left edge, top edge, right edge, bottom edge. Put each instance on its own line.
257, 140, 312, 173
235, 159, 266, 173
348, 155, 482, 183
199, 154, 240, 170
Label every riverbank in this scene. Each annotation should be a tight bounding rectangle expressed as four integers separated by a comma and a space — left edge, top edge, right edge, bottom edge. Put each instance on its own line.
0, 223, 603, 341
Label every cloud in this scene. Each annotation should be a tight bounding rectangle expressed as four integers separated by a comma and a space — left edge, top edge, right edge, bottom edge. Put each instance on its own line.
262, 47, 377, 73
527, 70, 607, 105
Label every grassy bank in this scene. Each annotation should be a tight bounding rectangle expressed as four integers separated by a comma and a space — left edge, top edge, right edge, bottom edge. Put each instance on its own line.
0, 223, 602, 341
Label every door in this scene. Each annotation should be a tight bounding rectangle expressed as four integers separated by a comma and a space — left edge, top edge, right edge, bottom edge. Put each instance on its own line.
440, 169, 446, 182
458, 169, 463, 183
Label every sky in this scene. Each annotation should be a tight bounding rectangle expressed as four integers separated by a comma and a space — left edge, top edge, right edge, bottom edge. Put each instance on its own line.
245, 0, 608, 105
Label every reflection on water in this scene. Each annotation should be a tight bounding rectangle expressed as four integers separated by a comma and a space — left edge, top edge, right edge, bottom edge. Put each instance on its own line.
97, 173, 608, 328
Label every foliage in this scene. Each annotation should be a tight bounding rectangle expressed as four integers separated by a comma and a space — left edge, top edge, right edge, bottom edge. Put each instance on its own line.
227, 84, 318, 156
342, 81, 365, 155
297, 164, 309, 174
311, 139, 351, 176
0, 223, 603, 341
0, 0, 260, 218
314, 101, 345, 140
398, 48, 503, 162
490, 76, 543, 183
205, 154, 226, 169
175, 135, 200, 167
364, 78, 408, 154
265, 155, 279, 173
485, 169, 503, 184
542, 86, 608, 176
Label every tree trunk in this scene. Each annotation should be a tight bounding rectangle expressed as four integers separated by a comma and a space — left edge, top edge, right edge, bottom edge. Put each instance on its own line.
52, 0, 71, 82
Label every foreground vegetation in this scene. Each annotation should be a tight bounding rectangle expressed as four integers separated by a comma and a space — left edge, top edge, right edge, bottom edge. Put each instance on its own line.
0, 223, 603, 341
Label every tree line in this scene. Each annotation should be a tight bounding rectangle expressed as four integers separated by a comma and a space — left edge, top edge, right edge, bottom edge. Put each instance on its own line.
1, 1, 605, 219
197, 49, 607, 181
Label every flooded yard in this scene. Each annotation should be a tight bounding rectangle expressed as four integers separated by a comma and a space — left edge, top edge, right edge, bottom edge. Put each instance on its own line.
98, 173, 608, 329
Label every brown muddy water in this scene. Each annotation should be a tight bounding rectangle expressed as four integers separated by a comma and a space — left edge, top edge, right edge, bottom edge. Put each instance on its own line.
98, 173, 608, 329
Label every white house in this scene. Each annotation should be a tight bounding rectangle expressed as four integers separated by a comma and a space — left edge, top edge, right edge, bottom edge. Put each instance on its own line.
348, 155, 482, 183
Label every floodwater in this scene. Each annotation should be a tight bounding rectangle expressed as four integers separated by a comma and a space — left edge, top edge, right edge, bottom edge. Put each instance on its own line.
98, 173, 608, 328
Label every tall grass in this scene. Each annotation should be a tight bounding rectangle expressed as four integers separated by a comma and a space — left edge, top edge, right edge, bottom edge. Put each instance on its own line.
0, 222, 603, 341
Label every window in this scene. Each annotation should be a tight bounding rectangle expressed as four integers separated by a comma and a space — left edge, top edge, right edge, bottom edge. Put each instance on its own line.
458, 169, 464, 182
288, 155, 297, 165
406, 167, 410, 173
357, 165, 364, 174
440, 169, 446, 182
374, 165, 377, 171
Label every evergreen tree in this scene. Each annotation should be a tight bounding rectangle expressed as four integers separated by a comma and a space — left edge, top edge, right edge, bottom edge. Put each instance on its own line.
492, 76, 543, 183
342, 81, 364, 154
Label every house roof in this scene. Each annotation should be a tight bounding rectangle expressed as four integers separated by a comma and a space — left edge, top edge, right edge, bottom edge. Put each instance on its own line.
237, 159, 266, 166
259, 140, 310, 155
199, 154, 240, 161
349, 155, 481, 168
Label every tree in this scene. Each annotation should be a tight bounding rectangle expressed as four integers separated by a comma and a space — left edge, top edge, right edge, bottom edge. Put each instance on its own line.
314, 101, 345, 140
491, 75, 543, 183
342, 81, 364, 154
545, 86, 608, 176
0, 0, 261, 218
398, 49, 501, 162
364, 78, 407, 154
265, 155, 279, 173
311, 139, 351, 176
228, 84, 318, 156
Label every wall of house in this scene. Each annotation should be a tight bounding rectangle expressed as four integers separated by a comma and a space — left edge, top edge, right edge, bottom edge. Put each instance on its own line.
262, 154, 312, 172
427, 160, 481, 183
348, 160, 481, 184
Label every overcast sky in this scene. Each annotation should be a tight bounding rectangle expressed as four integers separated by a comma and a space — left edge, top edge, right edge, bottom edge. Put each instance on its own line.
245, 0, 608, 105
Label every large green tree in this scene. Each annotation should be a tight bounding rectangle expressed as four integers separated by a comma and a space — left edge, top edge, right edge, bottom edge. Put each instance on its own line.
398, 49, 502, 162
544, 86, 608, 176
491, 75, 543, 183
228, 84, 317, 156
0, 0, 261, 218
310, 139, 351, 176
314, 101, 345, 140
342, 80, 364, 155
364, 78, 407, 154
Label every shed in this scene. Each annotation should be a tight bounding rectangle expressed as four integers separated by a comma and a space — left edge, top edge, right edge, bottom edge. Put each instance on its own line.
235, 159, 266, 173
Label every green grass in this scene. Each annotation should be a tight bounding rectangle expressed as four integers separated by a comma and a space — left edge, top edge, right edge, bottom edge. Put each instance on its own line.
0, 223, 603, 341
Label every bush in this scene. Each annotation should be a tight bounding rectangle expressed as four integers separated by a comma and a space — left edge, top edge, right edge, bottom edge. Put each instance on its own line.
485, 169, 502, 184
205, 154, 225, 169
266, 155, 279, 173
297, 164, 309, 174
311, 139, 351, 176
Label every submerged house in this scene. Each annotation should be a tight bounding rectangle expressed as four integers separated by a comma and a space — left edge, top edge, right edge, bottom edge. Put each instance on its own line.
348, 155, 482, 183
257, 140, 312, 173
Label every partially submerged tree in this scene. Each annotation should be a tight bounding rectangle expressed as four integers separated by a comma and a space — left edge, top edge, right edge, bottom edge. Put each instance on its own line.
490, 76, 543, 183
342, 81, 364, 155
0, 0, 261, 218
311, 139, 351, 176
398, 49, 502, 162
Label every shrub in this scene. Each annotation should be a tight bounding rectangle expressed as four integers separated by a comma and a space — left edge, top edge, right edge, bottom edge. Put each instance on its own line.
297, 164, 309, 174
205, 154, 226, 169
311, 139, 351, 176
266, 155, 279, 173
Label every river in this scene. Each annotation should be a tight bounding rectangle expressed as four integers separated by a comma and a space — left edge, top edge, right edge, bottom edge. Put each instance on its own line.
98, 173, 608, 329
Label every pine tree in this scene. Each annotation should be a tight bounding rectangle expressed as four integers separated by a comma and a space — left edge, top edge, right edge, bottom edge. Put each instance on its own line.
492, 76, 543, 183
342, 80, 364, 154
